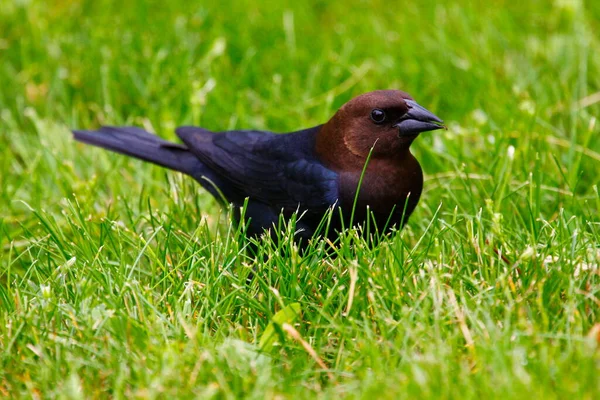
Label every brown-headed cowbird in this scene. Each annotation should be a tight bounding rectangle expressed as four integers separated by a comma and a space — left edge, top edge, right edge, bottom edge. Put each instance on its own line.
73, 90, 444, 244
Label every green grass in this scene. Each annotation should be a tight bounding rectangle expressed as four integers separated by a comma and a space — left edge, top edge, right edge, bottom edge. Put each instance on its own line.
1, 0, 600, 398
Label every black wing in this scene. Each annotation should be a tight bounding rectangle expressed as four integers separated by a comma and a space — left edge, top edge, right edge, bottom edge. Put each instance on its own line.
175, 126, 339, 213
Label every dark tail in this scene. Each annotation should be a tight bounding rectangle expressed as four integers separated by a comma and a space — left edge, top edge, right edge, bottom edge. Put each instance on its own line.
73, 126, 200, 175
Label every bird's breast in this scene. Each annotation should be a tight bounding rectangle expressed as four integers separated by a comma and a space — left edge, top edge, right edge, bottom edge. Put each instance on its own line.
338, 154, 424, 226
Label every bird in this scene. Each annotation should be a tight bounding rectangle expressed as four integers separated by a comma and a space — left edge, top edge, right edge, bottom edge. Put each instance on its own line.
73, 90, 444, 245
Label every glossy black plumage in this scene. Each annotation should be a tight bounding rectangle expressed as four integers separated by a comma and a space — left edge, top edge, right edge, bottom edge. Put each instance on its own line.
73, 90, 444, 244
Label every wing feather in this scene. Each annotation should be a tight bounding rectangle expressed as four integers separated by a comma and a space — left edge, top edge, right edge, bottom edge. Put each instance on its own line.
175, 126, 338, 212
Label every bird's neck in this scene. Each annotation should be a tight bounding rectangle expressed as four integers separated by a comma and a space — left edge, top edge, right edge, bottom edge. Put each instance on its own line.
315, 121, 413, 172
315, 120, 359, 170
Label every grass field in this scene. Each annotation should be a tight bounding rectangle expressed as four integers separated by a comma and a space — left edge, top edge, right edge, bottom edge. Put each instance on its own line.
1, 0, 600, 398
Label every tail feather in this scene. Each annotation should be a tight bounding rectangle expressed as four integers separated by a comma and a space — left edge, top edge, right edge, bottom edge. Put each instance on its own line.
73, 126, 200, 175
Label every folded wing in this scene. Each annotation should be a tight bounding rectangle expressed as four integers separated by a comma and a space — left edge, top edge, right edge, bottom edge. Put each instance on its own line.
175, 126, 339, 214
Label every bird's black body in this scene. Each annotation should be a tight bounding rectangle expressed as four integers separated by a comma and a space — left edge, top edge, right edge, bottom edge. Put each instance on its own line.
73, 90, 444, 244
74, 126, 342, 240
176, 125, 340, 239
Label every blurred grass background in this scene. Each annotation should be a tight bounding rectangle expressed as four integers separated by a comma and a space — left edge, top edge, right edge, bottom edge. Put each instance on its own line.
1, 0, 599, 398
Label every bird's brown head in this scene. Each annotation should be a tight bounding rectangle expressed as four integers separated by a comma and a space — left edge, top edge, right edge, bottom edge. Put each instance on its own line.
316, 90, 444, 168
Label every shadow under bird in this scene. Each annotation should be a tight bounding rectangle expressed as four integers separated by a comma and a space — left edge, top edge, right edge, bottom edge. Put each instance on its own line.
73, 90, 444, 244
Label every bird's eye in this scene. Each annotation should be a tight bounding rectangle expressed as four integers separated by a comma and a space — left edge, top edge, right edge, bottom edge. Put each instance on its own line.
370, 109, 386, 124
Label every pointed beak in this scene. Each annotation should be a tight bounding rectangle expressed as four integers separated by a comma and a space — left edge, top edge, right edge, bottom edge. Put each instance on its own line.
394, 100, 445, 136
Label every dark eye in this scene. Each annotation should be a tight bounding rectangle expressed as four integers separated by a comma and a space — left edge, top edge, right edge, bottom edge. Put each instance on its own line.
370, 108, 386, 124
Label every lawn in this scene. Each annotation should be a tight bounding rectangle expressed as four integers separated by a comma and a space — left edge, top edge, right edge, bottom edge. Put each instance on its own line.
1, 0, 599, 398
